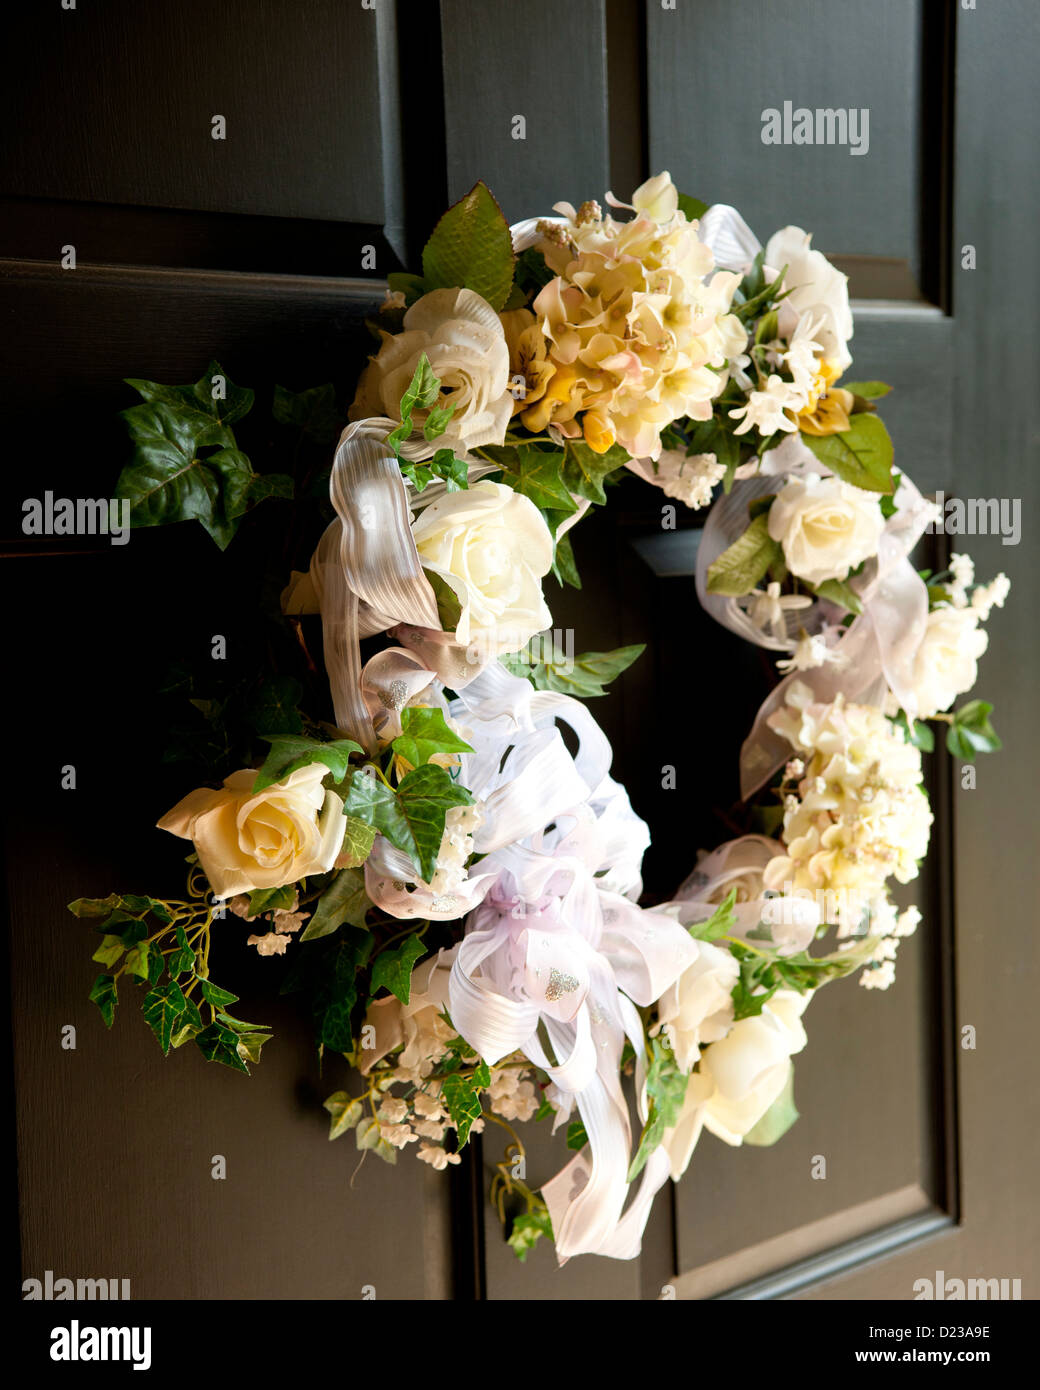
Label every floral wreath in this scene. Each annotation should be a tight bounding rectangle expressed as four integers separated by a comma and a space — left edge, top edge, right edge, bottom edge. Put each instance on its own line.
72, 174, 1009, 1265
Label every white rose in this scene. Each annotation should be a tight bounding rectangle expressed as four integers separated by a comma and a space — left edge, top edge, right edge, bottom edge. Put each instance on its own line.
911, 606, 989, 717
158, 765, 345, 899
411, 480, 553, 655
765, 226, 853, 373
768, 474, 884, 585
662, 990, 809, 1179
655, 941, 738, 1072
349, 287, 513, 452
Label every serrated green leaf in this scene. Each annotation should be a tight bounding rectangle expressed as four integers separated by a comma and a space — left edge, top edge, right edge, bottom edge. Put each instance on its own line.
341, 764, 473, 883
421, 181, 515, 312
89, 973, 118, 1028
391, 705, 473, 769
142, 979, 187, 1055
252, 734, 363, 793
300, 868, 371, 941
706, 512, 782, 597
524, 643, 645, 699
125, 361, 254, 427
166, 924, 195, 977
387, 354, 441, 452
498, 445, 579, 517
370, 935, 427, 1004
800, 414, 895, 494
170, 995, 203, 1048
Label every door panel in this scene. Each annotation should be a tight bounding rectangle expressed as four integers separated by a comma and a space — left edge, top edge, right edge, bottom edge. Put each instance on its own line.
5, 0, 1038, 1302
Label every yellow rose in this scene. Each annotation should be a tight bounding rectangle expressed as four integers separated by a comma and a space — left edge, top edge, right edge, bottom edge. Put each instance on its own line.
158, 765, 345, 899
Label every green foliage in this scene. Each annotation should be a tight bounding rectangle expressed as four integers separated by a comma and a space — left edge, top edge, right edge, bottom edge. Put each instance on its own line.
686, 888, 738, 941
252, 734, 363, 793
88, 973, 118, 1028
562, 439, 630, 506
732, 251, 790, 323
341, 763, 473, 883
421, 181, 516, 312
743, 1066, 799, 1147
512, 245, 556, 299
300, 868, 371, 942
281, 926, 374, 1053
501, 641, 645, 699
892, 709, 935, 753
441, 1062, 490, 1148
706, 512, 783, 597
506, 1205, 553, 1262
812, 576, 864, 615
565, 1120, 588, 1152
386, 354, 442, 452
272, 382, 340, 443
142, 980, 188, 1055
338, 816, 377, 869
628, 1036, 688, 1181
195, 1020, 250, 1074
423, 568, 463, 633
370, 935, 427, 1004
801, 414, 895, 494
241, 677, 305, 737
842, 381, 892, 400
247, 884, 297, 917
551, 531, 581, 589
676, 191, 709, 221
115, 362, 292, 549
323, 1090, 364, 1140
946, 700, 1002, 757
729, 941, 861, 1021
496, 445, 580, 523
392, 706, 473, 769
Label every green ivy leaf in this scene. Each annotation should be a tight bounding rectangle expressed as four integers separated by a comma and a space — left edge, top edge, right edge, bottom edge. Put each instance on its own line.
166, 924, 196, 977
91, 935, 125, 968
170, 996, 204, 1049
507, 642, 645, 699
686, 887, 738, 941
355, 1115, 398, 1164
442, 1068, 487, 1148
88, 973, 118, 1028
338, 816, 377, 869
125, 360, 254, 425
496, 445, 579, 518
422, 568, 463, 633
551, 531, 581, 589
195, 1021, 251, 1074
142, 980, 188, 1056
252, 734, 363, 792
565, 1120, 588, 1152
370, 935, 427, 1004
561, 439, 629, 506
800, 414, 895, 494
199, 979, 239, 1008
272, 382, 340, 443
706, 513, 783, 596
324, 1091, 364, 1140
242, 676, 304, 737
124, 943, 151, 980
341, 764, 473, 882
506, 1206, 553, 1263
387, 354, 441, 452
421, 180, 516, 312
628, 1036, 688, 1181
743, 1065, 799, 1146
392, 705, 474, 769
300, 868, 371, 941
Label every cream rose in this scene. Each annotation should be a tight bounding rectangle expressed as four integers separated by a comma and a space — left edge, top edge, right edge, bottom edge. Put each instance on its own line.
349, 287, 513, 452
768, 474, 884, 585
158, 765, 345, 899
911, 606, 989, 718
411, 480, 553, 655
654, 940, 738, 1072
765, 226, 853, 373
662, 990, 809, 1179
